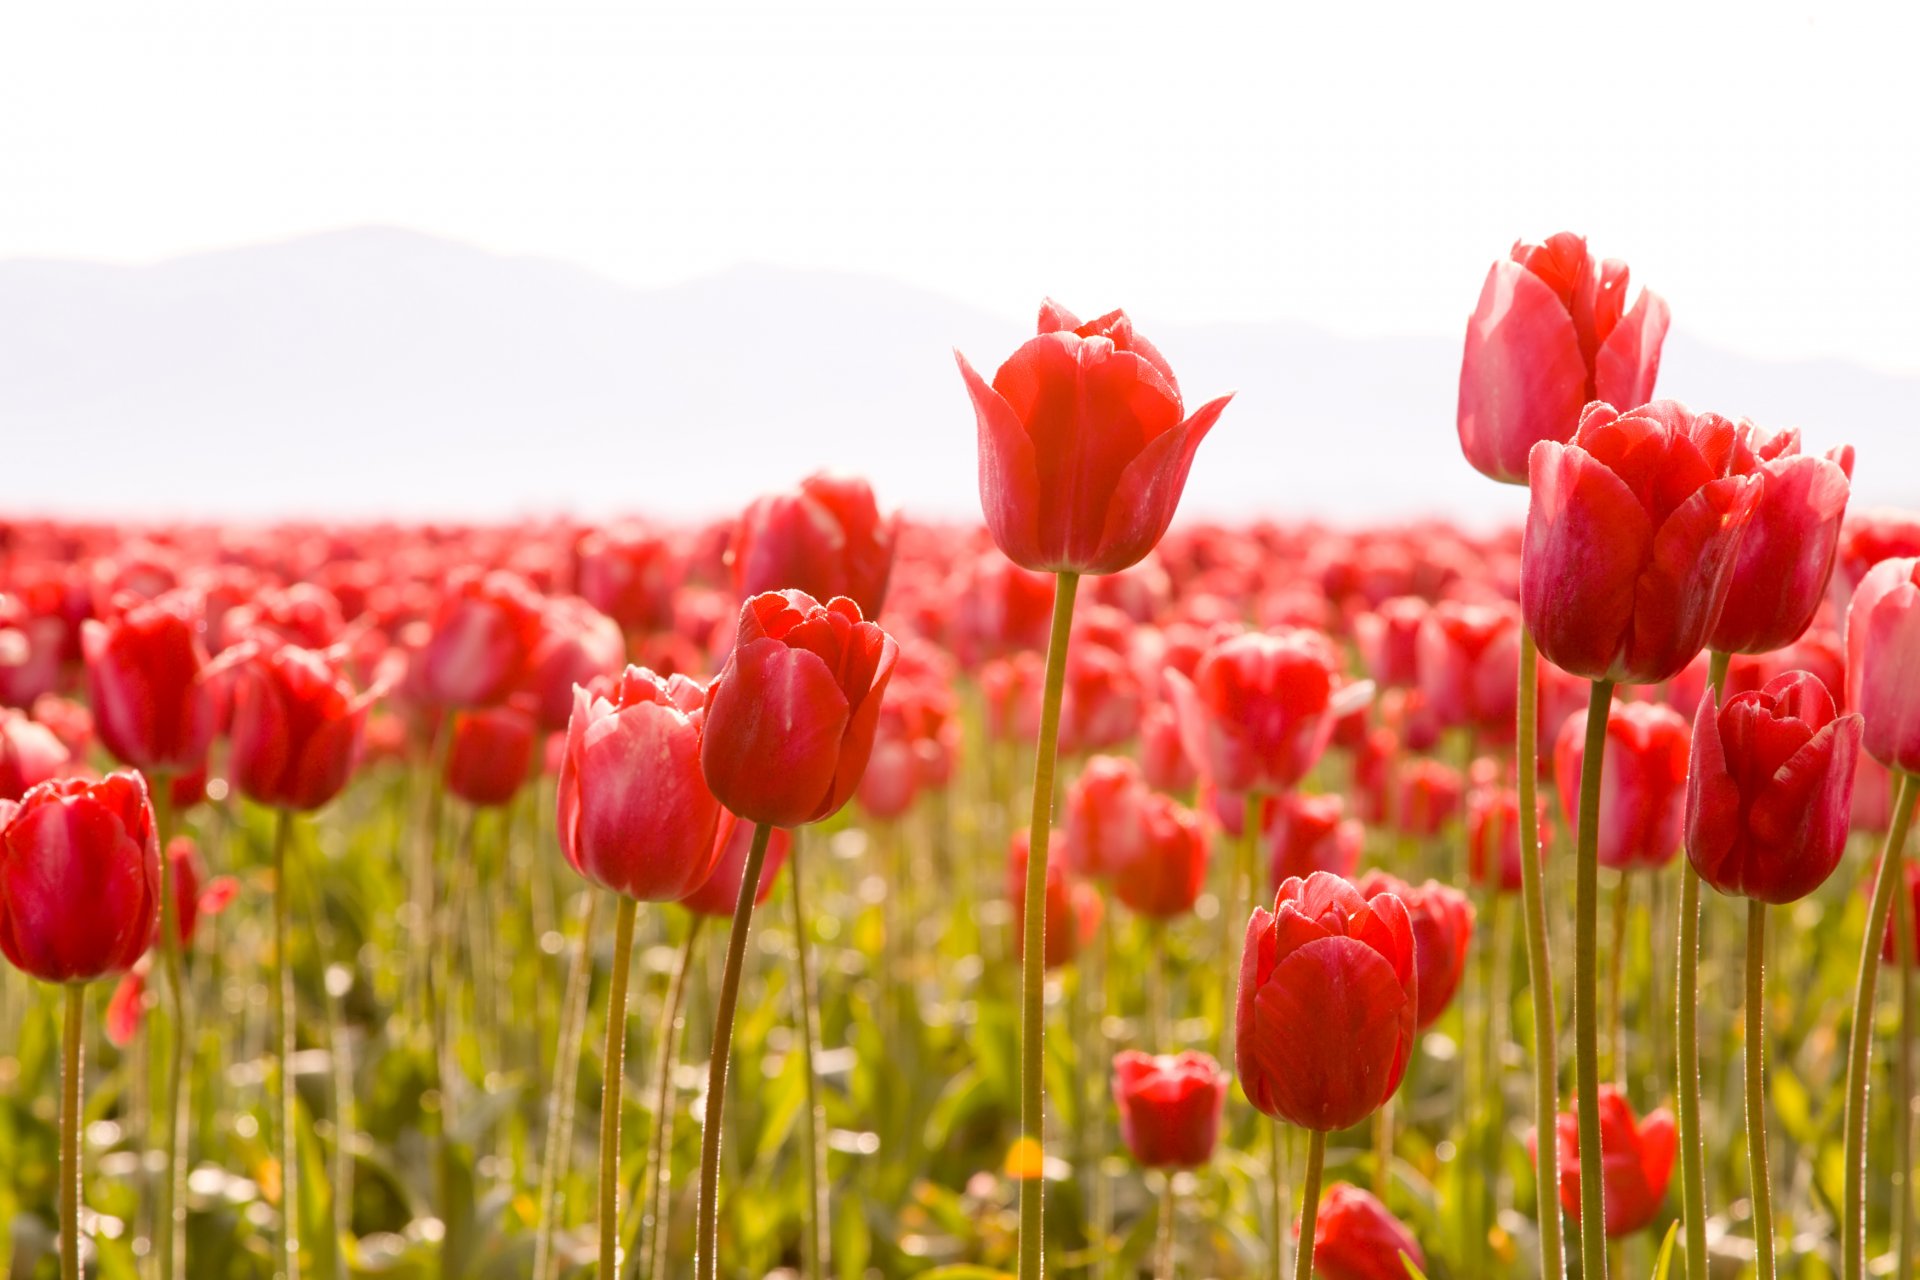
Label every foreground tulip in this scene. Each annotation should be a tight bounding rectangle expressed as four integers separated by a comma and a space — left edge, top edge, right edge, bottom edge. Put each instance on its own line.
730, 472, 898, 618
1533, 1086, 1676, 1239
1300, 1183, 1425, 1280
957, 300, 1232, 577
1708, 428, 1853, 654
1842, 557, 1920, 1279
1457, 231, 1670, 485
0, 772, 159, 1280
1522, 400, 1762, 686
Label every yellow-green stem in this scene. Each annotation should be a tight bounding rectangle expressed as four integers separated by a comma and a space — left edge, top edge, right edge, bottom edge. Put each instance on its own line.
1745, 899, 1775, 1280
533, 892, 599, 1280
1897, 864, 1915, 1280
62, 981, 85, 1280
599, 895, 639, 1280
1515, 630, 1565, 1279
789, 836, 828, 1280
1016, 570, 1079, 1280
1574, 678, 1616, 1280
1154, 1172, 1176, 1280
1845, 770, 1920, 1280
1676, 648, 1728, 1280
1293, 1127, 1325, 1280
152, 773, 188, 1280
695, 820, 775, 1280
273, 807, 302, 1280
640, 913, 704, 1280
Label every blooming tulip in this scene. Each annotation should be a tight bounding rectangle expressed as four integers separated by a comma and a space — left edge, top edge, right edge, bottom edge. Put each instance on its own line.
1169, 628, 1366, 796
1521, 401, 1762, 684
1707, 428, 1853, 655
1237, 871, 1417, 1131
1458, 231, 1670, 485
1555, 699, 1690, 871
730, 473, 897, 618
957, 300, 1232, 575
0, 772, 159, 983
1111, 792, 1208, 920
228, 644, 377, 812
1111, 1050, 1228, 1168
700, 591, 898, 828
82, 590, 216, 774
1532, 1085, 1676, 1238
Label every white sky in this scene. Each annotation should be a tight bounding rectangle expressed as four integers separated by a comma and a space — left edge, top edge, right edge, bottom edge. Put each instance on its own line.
4, 0, 1918, 372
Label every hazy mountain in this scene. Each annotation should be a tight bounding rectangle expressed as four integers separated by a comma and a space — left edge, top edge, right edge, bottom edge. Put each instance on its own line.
3, 227, 1914, 524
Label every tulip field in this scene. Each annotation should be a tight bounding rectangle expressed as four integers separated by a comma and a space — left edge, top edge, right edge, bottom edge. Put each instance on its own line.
5, 239, 1920, 1280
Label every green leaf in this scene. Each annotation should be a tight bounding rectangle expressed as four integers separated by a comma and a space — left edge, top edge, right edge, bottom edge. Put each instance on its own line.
1652, 1220, 1679, 1280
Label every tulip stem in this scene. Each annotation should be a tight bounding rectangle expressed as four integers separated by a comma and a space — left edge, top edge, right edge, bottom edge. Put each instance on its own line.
61, 981, 85, 1280
1846, 770, 1920, 1280
636, 913, 703, 1280
1744, 899, 1775, 1280
1016, 570, 1079, 1280
1675, 864, 1708, 1280
1573, 678, 1615, 1280
789, 835, 829, 1280
534, 891, 599, 1280
1293, 1127, 1325, 1280
1147, 919, 1168, 1049
599, 895, 639, 1280
1515, 630, 1565, 1280
1371, 1092, 1392, 1197
1154, 1172, 1177, 1280
152, 774, 189, 1280
1897, 869, 1915, 1280
696, 820, 775, 1280
270, 808, 303, 1280
1605, 874, 1629, 1084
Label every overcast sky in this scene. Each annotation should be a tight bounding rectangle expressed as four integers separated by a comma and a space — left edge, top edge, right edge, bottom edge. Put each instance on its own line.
4, 1, 1917, 371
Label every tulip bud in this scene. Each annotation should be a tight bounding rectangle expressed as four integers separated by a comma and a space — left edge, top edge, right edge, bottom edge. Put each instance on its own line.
81, 590, 217, 774
228, 644, 377, 812
446, 700, 539, 809
1353, 871, 1473, 1031
1169, 629, 1369, 796
0, 772, 160, 984
1708, 427, 1852, 654
1110, 793, 1208, 920
1846, 557, 1920, 772
1299, 1183, 1426, 1280
1111, 1050, 1228, 1169
1531, 1085, 1676, 1238
730, 473, 897, 619
678, 810, 793, 918
1555, 699, 1690, 872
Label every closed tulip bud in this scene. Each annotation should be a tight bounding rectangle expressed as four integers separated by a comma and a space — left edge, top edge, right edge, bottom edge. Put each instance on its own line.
1392, 760, 1463, 838
524, 596, 626, 733
730, 473, 898, 619
1264, 792, 1364, 887
1708, 428, 1853, 654
678, 810, 792, 918
1237, 871, 1417, 1131
1353, 597, 1429, 689
228, 644, 378, 812
1687, 671, 1861, 903
1417, 600, 1520, 737
1299, 1183, 1426, 1280
1353, 871, 1473, 1031
574, 525, 680, 635
1521, 401, 1762, 684
446, 700, 539, 809
82, 590, 217, 774
1111, 792, 1208, 920
1458, 231, 1670, 485
1531, 1085, 1676, 1238
418, 569, 545, 708
701, 591, 899, 828
1467, 786, 1552, 894
558, 667, 723, 901
1555, 699, 1690, 872
1169, 629, 1369, 796
1111, 1050, 1228, 1169
1065, 755, 1148, 879
1846, 557, 1920, 772
958, 300, 1232, 575
1058, 641, 1142, 757
0, 708, 70, 801
0, 772, 159, 984
1140, 702, 1197, 793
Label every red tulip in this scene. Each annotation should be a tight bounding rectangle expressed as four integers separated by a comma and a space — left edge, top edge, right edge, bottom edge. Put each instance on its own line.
1417, 600, 1520, 737
1521, 401, 1763, 684
1057, 638, 1143, 757
0, 592, 67, 709
1111, 792, 1209, 920
524, 596, 626, 733
1555, 699, 1689, 871
1466, 786, 1552, 894
81, 590, 217, 774
1263, 792, 1364, 887
417, 569, 545, 708
1111, 1050, 1228, 1168
701, 591, 899, 828
1707, 428, 1853, 655
574, 525, 680, 635
1833, 508, 1920, 614
730, 473, 897, 619
167, 835, 237, 949
446, 700, 539, 809
1846, 557, 1920, 772
220, 583, 345, 652
0, 708, 70, 801
30, 694, 93, 761
1392, 760, 1464, 838
1237, 871, 1417, 1131
0, 772, 159, 983
957, 300, 1232, 575
679, 809, 793, 918
1532, 1085, 1676, 1238
1065, 755, 1148, 879
1458, 231, 1670, 485
1300, 1183, 1426, 1280
950, 553, 1055, 663
856, 713, 919, 821
1353, 871, 1473, 1031
228, 645, 377, 812
1353, 597, 1429, 689
1140, 702, 1197, 793
557, 666, 723, 901
1008, 829, 1100, 969
1168, 629, 1365, 796
1686, 671, 1860, 903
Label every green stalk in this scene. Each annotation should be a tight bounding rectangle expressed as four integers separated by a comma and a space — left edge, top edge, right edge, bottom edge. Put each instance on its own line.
1898, 874, 1915, 1280
641, 915, 705, 1280
1573, 678, 1616, 1280
273, 807, 303, 1280
1292, 1128, 1326, 1280
1744, 899, 1775, 1279
62, 981, 85, 1280
1147, 919, 1168, 1049
534, 892, 600, 1280
1015, 570, 1080, 1280
788, 836, 828, 1280
1154, 1172, 1177, 1280
151, 773, 189, 1280
1516, 630, 1565, 1279
599, 895, 639, 1280
1845, 770, 1920, 1280
695, 821, 775, 1280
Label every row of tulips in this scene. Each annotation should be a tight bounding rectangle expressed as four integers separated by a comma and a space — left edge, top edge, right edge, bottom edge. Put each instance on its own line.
3, 232, 1920, 1280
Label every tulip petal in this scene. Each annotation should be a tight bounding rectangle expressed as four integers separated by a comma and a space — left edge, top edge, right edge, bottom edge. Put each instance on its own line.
1626, 472, 1762, 683
1247, 935, 1410, 1131
1088, 393, 1232, 576
1593, 288, 1670, 410
957, 348, 1046, 572
1684, 690, 1742, 891
1458, 260, 1590, 484
705, 637, 851, 828
1521, 442, 1653, 680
